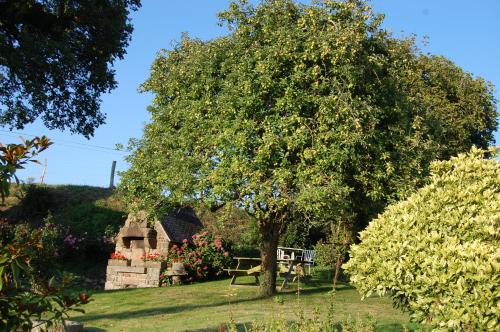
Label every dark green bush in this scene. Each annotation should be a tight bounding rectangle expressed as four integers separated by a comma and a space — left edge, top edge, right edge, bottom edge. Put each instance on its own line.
9, 184, 55, 223
58, 202, 125, 242
280, 217, 311, 249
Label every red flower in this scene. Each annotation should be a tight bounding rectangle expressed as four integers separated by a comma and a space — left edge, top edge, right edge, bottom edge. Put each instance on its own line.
110, 252, 127, 260
78, 293, 90, 304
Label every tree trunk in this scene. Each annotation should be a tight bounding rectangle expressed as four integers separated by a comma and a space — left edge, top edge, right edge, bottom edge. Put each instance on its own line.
259, 221, 280, 297
333, 256, 343, 289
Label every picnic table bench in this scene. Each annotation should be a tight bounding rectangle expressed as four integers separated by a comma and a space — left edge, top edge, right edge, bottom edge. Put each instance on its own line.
225, 257, 308, 289
224, 257, 262, 285
277, 258, 307, 289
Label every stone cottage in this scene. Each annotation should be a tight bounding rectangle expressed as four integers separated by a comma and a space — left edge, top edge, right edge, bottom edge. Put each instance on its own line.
104, 207, 203, 290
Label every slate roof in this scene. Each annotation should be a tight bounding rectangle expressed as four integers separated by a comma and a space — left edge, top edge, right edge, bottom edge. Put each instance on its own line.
159, 207, 204, 243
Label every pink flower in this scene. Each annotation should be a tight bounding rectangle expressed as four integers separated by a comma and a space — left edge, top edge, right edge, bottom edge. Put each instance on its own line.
64, 234, 78, 247
182, 239, 188, 244
223, 252, 229, 257
203, 265, 208, 270
214, 238, 223, 249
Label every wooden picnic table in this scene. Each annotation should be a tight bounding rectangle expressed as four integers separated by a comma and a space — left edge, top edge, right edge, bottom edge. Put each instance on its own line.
277, 258, 306, 289
224, 257, 307, 289
224, 257, 262, 285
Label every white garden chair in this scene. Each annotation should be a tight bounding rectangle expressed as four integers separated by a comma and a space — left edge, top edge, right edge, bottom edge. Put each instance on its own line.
302, 249, 315, 275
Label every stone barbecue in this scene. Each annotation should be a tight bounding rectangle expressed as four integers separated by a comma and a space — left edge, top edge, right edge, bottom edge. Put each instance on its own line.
104, 207, 203, 290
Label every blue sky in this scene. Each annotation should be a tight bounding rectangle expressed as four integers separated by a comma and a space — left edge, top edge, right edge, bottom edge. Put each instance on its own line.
2, 0, 499, 187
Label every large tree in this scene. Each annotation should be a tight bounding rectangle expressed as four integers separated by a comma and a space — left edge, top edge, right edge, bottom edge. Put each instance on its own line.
0, 0, 141, 137
120, 0, 497, 296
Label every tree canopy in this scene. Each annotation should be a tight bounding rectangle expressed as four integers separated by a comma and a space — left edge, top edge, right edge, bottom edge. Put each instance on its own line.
120, 0, 497, 295
0, 0, 141, 137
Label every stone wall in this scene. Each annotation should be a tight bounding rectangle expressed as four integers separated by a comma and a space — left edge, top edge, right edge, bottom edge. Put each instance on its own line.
104, 260, 165, 290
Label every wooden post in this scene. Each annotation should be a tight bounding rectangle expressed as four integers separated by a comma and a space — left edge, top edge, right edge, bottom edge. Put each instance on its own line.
40, 158, 47, 184
109, 160, 117, 189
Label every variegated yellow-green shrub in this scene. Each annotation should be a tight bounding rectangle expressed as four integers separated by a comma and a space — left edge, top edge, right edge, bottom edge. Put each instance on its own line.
343, 148, 499, 331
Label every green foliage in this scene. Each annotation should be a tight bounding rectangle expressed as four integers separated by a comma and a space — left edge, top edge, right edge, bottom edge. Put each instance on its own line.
195, 203, 260, 253
0, 229, 90, 331
121, 0, 497, 223
0, 0, 141, 137
11, 184, 55, 222
315, 222, 352, 288
120, 0, 497, 294
280, 217, 311, 249
58, 201, 125, 243
344, 148, 500, 331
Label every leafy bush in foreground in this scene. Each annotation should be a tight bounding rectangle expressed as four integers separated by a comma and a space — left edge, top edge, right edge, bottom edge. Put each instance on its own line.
344, 148, 499, 331
0, 230, 90, 331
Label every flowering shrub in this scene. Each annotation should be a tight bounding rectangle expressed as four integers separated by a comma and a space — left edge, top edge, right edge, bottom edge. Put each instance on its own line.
0, 230, 90, 331
166, 230, 233, 281
10, 214, 66, 282
63, 232, 85, 248
110, 252, 128, 261
140, 252, 165, 262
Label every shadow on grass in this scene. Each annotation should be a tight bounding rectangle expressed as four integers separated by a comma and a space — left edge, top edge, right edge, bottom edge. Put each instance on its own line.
76, 295, 263, 322
278, 281, 353, 296
77, 284, 353, 325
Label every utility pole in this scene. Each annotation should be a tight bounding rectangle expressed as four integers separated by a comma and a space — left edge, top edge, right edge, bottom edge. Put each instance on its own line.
109, 160, 117, 189
40, 158, 47, 184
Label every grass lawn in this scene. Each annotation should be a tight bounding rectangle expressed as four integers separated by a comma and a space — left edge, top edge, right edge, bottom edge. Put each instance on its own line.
72, 274, 419, 332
